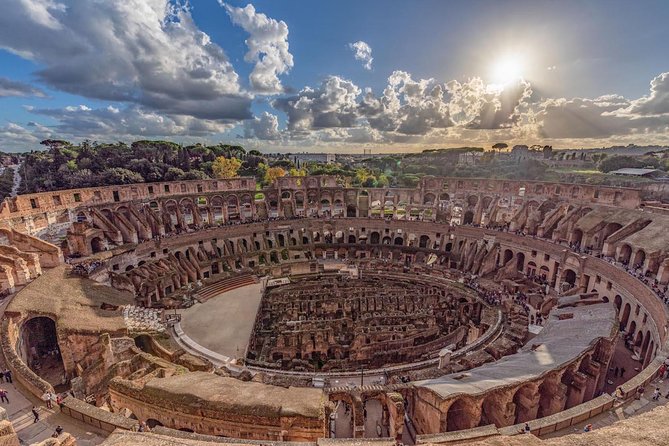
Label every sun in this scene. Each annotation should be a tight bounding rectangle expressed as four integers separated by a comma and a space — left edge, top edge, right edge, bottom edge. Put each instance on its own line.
490, 54, 525, 86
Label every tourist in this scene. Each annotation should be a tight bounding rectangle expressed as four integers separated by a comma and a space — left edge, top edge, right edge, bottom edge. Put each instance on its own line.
620, 367, 626, 378
42, 391, 52, 409
0, 370, 4, 383
0, 388, 8, 404
615, 387, 624, 400
523, 423, 530, 434
32, 406, 39, 423
583, 424, 593, 432
3, 370, 11, 384
653, 387, 661, 401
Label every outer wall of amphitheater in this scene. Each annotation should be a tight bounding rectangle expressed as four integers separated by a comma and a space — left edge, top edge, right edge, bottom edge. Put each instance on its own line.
0, 175, 667, 445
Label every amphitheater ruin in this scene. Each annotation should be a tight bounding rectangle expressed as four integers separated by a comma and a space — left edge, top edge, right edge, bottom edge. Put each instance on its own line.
0, 174, 668, 445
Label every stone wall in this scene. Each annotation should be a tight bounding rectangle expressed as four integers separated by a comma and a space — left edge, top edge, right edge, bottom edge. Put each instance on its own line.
108, 372, 326, 441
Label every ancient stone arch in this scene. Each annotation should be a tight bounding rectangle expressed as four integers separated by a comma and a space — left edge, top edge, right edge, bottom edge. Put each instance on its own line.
516, 252, 525, 272
620, 302, 632, 328
633, 249, 646, 267
513, 383, 540, 424
618, 244, 632, 263
614, 295, 622, 312
446, 397, 480, 431
91, 236, 105, 253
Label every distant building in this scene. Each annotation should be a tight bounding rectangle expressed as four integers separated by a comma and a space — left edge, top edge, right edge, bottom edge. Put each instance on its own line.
457, 151, 483, 165
609, 168, 664, 178
292, 153, 335, 164
510, 145, 544, 161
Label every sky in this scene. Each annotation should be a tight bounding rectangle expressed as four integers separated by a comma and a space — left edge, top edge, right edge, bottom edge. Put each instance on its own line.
0, 0, 668, 153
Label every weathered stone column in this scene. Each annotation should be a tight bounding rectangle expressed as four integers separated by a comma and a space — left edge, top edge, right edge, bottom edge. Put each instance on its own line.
538, 375, 567, 417
438, 347, 452, 369
352, 394, 365, 438
513, 385, 540, 423
481, 392, 515, 428
564, 371, 588, 409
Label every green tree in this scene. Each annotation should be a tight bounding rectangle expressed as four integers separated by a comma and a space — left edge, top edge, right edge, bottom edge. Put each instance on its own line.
598, 156, 644, 173
101, 168, 145, 185
492, 142, 508, 154
165, 167, 186, 181
377, 173, 390, 187
289, 167, 307, 176
181, 170, 210, 180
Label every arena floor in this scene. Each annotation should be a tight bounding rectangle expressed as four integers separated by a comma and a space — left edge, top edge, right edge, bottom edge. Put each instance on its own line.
179, 282, 264, 360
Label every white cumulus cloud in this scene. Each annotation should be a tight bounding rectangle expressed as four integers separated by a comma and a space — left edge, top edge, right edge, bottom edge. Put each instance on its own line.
0, 0, 251, 121
243, 111, 282, 140
617, 72, 669, 117
222, 2, 294, 94
272, 76, 361, 132
349, 41, 373, 70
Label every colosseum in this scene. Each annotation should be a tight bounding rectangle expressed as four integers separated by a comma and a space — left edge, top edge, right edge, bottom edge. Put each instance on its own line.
0, 174, 668, 446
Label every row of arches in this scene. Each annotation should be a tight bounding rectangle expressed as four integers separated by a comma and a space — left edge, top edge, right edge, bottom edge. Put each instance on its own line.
443, 356, 596, 432
616, 244, 646, 267
616, 296, 656, 367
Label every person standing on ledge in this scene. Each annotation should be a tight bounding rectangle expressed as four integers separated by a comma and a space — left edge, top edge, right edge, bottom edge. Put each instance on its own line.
32, 406, 39, 423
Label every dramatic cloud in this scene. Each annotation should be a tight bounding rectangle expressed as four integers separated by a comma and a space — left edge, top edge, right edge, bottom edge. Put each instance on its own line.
360, 71, 453, 135
223, 3, 293, 94
618, 72, 669, 117
349, 41, 373, 70
460, 79, 534, 129
243, 111, 281, 140
523, 72, 669, 141
2, 0, 668, 153
28, 104, 234, 139
270, 71, 534, 141
272, 76, 361, 132
536, 94, 668, 140
0, 0, 251, 120
0, 77, 46, 97
0, 122, 51, 151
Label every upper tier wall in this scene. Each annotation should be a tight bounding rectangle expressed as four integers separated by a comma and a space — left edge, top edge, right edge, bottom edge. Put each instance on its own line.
0, 176, 642, 227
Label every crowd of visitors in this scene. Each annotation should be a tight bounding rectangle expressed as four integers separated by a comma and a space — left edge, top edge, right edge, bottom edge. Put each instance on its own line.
471, 222, 669, 305
68, 259, 104, 276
